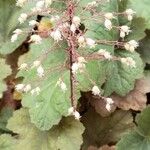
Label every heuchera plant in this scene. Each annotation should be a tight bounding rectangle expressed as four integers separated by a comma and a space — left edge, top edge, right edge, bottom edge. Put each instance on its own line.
0, 0, 150, 150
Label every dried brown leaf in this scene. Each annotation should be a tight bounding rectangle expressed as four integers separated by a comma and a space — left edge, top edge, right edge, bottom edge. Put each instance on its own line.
112, 74, 150, 111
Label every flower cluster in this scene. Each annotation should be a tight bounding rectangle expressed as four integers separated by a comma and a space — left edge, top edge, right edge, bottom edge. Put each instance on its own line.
12, 0, 140, 121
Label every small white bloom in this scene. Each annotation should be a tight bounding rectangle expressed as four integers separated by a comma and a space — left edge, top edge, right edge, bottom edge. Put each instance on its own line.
120, 31, 126, 38
31, 87, 41, 95
15, 84, 24, 92
16, 0, 27, 7
60, 82, 67, 92
73, 111, 81, 120
56, 79, 67, 92
72, 16, 81, 27
36, 0, 45, 9
77, 57, 86, 63
72, 62, 79, 74
121, 57, 136, 68
124, 40, 139, 52
68, 107, 74, 115
29, 20, 38, 26
98, 49, 112, 60
23, 84, 31, 93
32, 60, 41, 68
50, 29, 62, 42
78, 36, 85, 44
18, 13, 27, 24
106, 98, 114, 104
105, 98, 114, 111
92, 86, 101, 96
29, 35, 42, 44
72, 58, 86, 74
104, 19, 112, 30
87, 1, 97, 7
19, 63, 28, 70
70, 24, 76, 33
13, 29, 22, 35
86, 38, 96, 48
37, 65, 44, 77
106, 103, 111, 111
11, 34, 18, 42
125, 9, 135, 21
104, 13, 114, 20
120, 25, 131, 38
78, 36, 86, 47
35, 87, 41, 95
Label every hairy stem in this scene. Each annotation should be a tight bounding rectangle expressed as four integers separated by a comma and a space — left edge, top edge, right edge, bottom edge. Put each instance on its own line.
67, 1, 77, 110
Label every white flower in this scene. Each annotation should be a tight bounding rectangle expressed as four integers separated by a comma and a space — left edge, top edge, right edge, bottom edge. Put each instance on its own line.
92, 86, 101, 96
120, 31, 126, 38
19, 63, 28, 70
104, 19, 112, 30
50, 29, 62, 42
36, 0, 45, 9
29, 35, 42, 44
106, 103, 111, 111
87, 1, 97, 7
31, 87, 41, 95
125, 9, 135, 21
86, 38, 96, 48
72, 57, 86, 74
78, 36, 85, 44
72, 62, 80, 74
121, 57, 136, 68
15, 84, 24, 92
70, 24, 76, 33
23, 84, 31, 93
73, 111, 81, 120
98, 49, 112, 60
13, 29, 22, 35
32, 60, 41, 68
77, 57, 86, 63
72, 16, 81, 27
60, 82, 67, 92
78, 36, 86, 47
124, 40, 139, 52
56, 79, 67, 92
68, 107, 74, 115
18, 13, 27, 24
105, 98, 114, 111
120, 25, 131, 38
37, 65, 44, 77
11, 34, 18, 42
11, 29, 23, 42
104, 13, 114, 20
106, 98, 114, 104
16, 0, 27, 7
29, 20, 38, 26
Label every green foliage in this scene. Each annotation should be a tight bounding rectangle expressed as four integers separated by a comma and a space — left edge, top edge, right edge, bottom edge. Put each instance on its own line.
128, 0, 150, 29
137, 31, 150, 64
116, 106, 150, 150
82, 108, 134, 149
0, 107, 13, 134
0, 0, 149, 149
0, 134, 16, 150
18, 39, 71, 130
0, 58, 11, 98
0, 0, 36, 55
1, 108, 84, 150
103, 50, 143, 96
